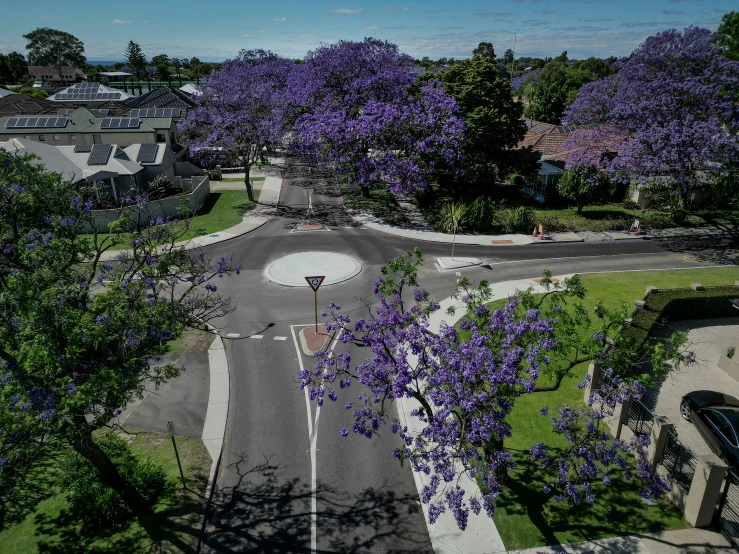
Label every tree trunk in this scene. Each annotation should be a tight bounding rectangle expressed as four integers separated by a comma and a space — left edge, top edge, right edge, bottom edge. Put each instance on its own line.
361, 186, 371, 198
177, 70, 182, 87
451, 231, 456, 260
244, 163, 254, 202
70, 426, 149, 514
576, 198, 583, 215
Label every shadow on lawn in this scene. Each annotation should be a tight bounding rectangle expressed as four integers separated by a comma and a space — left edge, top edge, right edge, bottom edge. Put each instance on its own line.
202, 456, 430, 554
497, 455, 686, 551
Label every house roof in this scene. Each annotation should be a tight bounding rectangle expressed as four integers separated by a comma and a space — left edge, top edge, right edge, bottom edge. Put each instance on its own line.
0, 138, 85, 182
0, 94, 61, 116
48, 82, 132, 103
56, 145, 143, 178
179, 83, 203, 97
123, 144, 167, 166
28, 66, 84, 75
517, 119, 592, 164
123, 87, 199, 110
0, 107, 173, 136
0, 88, 15, 98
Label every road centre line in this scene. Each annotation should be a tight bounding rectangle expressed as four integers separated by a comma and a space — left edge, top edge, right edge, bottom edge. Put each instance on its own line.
290, 324, 341, 554
249, 334, 263, 339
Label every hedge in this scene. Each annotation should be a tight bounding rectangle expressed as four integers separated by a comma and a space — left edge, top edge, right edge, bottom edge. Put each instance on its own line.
623, 286, 739, 344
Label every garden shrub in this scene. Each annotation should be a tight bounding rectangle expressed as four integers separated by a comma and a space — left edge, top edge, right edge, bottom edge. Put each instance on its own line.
538, 215, 571, 232
65, 433, 166, 528
621, 200, 640, 211
509, 174, 524, 187
671, 208, 688, 224
507, 206, 534, 232
466, 196, 495, 233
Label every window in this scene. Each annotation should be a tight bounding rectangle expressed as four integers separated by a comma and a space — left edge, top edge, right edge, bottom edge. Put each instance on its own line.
70, 135, 77, 141
155, 133, 166, 143
53, 135, 60, 141
23, 135, 30, 139
38, 135, 45, 141
93, 135, 102, 144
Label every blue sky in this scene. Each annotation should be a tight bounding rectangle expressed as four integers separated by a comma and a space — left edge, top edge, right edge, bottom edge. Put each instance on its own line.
0, 0, 731, 62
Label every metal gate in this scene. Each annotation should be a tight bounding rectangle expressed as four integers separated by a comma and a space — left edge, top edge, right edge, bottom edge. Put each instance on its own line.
716, 469, 739, 548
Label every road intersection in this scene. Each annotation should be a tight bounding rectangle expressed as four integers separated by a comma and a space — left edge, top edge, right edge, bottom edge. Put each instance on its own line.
198, 157, 735, 553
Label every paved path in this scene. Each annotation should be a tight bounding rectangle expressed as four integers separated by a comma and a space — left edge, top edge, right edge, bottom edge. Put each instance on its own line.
508, 527, 734, 554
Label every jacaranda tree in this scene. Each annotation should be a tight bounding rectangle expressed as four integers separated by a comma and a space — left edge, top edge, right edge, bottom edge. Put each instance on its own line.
0, 151, 241, 514
299, 250, 679, 530
565, 27, 739, 198
290, 38, 465, 197
179, 49, 294, 201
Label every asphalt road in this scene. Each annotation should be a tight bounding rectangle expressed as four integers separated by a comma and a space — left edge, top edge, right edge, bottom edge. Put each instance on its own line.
201, 157, 737, 553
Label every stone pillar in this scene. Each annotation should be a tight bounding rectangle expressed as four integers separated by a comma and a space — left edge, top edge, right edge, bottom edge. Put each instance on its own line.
215, 165, 222, 180
684, 453, 728, 528
608, 399, 631, 440
647, 416, 674, 468
583, 362, 602, 404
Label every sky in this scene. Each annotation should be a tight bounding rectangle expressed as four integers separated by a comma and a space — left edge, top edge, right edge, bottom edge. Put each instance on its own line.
0, 0, 732, 62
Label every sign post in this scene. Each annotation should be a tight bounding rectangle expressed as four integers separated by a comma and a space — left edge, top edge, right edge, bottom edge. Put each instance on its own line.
167, 421, 186, 489
305, 276, 325, 332
305, 189, 313, 224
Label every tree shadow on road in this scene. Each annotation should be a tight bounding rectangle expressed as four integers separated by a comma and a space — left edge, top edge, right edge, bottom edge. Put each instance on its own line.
202, 456, 431, 554
648, 234, 739, 266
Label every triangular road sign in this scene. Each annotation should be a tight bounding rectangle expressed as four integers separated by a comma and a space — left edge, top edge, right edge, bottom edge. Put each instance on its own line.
304, 275, 325, 292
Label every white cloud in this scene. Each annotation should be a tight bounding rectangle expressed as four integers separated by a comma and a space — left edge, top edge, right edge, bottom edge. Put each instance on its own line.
241, 34, 251, 38
333, 8, 363, 14
386, 6, 409, 10
363, 25, 379, 29
273, 17, 287, 21
112, 19, 131, 24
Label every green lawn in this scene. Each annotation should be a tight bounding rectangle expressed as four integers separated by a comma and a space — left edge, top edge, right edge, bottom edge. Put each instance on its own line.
221, 176, 265, 182
473, 266, 739, 549
0, 428, 211, 553
84, 190, 259, 250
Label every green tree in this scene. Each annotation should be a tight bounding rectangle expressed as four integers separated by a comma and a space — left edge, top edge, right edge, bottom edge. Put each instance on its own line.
0, 55, 9, 85
716, 11, 739, 61
439, 202, 467, 259
522, 61, 593, 123
171, 57, 183, 86
0, 151, 240, 516
572, 56, 618, 79
420, 54, 540, 189
16, 87, 49, 99
556, 165, 609, 214
472, 41, 495, 61
502, 48, 514, 66
156, 63, 171, 86
0, 52, 28, 85
124, 40, 147, 81
22, 28, 86, 75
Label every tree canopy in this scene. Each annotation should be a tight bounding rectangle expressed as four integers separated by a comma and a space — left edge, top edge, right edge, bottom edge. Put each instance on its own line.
22, 28, 86, 72
0, 52, 28, 85
124, 40, 147, 79
521, 61, 594, 124
716, 11, 739, 61
565, 26, 739, 194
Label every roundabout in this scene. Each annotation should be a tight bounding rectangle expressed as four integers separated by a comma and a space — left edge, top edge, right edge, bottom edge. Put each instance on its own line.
264, 251, 362, 287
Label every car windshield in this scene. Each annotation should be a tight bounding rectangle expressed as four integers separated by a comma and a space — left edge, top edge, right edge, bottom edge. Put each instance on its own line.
711, 409, 739, 446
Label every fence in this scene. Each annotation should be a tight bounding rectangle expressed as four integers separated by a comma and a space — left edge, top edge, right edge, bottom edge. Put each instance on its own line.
626, 400, 654, 437
661, 429, 698, 490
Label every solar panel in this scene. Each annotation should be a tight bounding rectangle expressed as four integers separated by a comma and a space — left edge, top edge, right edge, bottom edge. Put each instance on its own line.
59, 109, 73, 115
91, 109, 109, 116
54, 91, 121, 101
100, 118, 140, 129
5, 117, 68, 128
136, 143, 159, 164
533, 124, 552, 134
130, 108, 182, 118
88, 144, 113, 165
74, 144, 93, 153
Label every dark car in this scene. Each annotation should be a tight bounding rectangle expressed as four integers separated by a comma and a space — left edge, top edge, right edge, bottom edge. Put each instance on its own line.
680, 390, 739, 467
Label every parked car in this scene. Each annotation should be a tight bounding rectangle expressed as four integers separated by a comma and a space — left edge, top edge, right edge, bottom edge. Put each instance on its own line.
680, 390, 739, 466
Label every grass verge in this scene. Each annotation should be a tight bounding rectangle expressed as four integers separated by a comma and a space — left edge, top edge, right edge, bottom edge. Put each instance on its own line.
469, 267, 739, 549
339, 182, 410, 225
0, 428, 210, 554
83, 190, 259, 250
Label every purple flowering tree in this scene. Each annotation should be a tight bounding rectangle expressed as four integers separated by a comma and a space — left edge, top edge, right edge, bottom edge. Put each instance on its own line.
0, 151, 241, 514
299, 250, 672, 530
290, 39, 465, 196
565, 27, 739, 197
178, 49, 294, 201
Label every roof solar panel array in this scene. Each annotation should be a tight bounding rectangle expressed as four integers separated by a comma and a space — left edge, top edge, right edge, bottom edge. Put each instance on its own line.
5, 117, 68, 129
88, 144, 113, 166
54, 93, 121, 100
100, 118, 141, 129
130, 108, 182, 118
136, 143, 159, 164
532, 124, 552, 134
556, 124, 594, 134
73, 144, 93, 153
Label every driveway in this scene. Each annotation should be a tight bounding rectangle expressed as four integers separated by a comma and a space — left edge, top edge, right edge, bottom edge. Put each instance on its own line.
645, 317, 739, 457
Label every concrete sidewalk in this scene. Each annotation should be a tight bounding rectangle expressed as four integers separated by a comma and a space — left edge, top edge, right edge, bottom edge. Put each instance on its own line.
508, 527, 734, 554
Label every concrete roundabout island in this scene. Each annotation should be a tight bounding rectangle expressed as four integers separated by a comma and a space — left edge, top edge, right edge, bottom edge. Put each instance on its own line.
264, 251, 362, 287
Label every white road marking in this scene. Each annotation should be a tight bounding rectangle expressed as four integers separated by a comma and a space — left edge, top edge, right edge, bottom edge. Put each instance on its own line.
290, 324, 341, 554
226, 333, 241, 338
249, 334, 263, 339
274, 336, 287, 340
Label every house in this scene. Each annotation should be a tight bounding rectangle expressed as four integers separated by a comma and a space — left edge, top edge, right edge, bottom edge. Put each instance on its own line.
48, 81, 132, 107
516, 119, 592, 202
122, 86, 199, 115
0, 87, 15, 98
27, 66, 86, 86
0, 107, 184, 158
88, 71, 134, 85
0, 94, 61, 117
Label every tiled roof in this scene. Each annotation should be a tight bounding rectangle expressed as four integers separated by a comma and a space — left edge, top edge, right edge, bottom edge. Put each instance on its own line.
0, 107, 173, 136
0, 138, 84, 182
123, 87, 199, 110
57, 145, 143, 176
0, 94, 61, 116
516, 118, 582, 165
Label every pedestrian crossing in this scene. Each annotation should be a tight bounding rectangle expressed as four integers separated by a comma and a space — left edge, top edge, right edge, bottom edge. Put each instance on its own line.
223, 333, 288, 341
